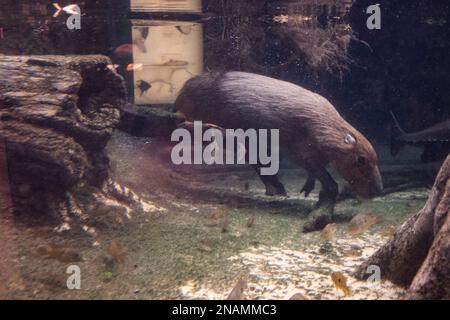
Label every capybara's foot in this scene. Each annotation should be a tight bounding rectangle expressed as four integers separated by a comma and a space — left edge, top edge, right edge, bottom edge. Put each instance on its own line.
300, 175, 315, 197
336, 182, 353, 201
315, 188, 338, 208
302, 201, 334, 233
265, 183, 287, 196
302, 214, 331, 233
314, 198, 333, 210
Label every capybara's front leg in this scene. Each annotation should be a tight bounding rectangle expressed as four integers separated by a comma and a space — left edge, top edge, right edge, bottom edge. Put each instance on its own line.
315, 168, 338, 208
300, 174, 315, 197
302, 166, 338, 233
252, 164, 287, 196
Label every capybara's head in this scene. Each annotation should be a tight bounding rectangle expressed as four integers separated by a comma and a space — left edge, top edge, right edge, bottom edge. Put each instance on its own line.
330, 130, 383, 199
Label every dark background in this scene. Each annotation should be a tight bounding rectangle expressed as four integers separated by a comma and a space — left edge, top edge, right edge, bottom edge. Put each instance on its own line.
0, 0, 449, 142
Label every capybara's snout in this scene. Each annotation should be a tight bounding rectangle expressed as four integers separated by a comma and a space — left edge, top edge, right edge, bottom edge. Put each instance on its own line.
358, 166, 383, 199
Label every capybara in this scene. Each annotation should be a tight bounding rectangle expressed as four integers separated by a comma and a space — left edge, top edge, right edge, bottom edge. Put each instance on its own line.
175, 71, 383, 206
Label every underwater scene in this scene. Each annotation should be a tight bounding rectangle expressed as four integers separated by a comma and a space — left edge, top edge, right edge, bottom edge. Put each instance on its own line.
0, 0, 449, 301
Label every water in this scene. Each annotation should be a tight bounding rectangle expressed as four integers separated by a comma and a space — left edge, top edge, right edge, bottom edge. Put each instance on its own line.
0, 0, 448, 300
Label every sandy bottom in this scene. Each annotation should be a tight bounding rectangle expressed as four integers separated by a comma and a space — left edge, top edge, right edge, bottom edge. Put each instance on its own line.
2, 132, 430, 300
178, 234, 405, 300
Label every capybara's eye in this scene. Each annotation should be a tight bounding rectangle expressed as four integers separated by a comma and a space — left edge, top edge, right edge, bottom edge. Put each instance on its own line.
356, 156, 367, 166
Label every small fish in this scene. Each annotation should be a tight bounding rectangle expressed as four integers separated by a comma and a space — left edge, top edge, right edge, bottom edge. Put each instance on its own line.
157, 59, 189, 67
126, 63, 143, 71
347, 213, 379, 235
135, 80, 152, 96
62, 4, 81, 15
339, 247, 362, 257
331, 272, 351, 296
175, 25, 192, 35
32, 23, 50, 35
424, 17, 446, 26
246, 215, 255, 228
273, 14, 312, 25
209, 207, 226, 219
133, 27, 149, 53
133, 38, 147, 53
321, 223, 338, 241
108, 239, 126, 263
227, 276, 247, 300
133, 37, 147, 53
273, 15, 289, 24
381, 226, 396, 238
113, 43, 138, 57
137, 26, 149, 40
289, 293, 309, 300
106, 64, 119, 71
37, 244, 82, 263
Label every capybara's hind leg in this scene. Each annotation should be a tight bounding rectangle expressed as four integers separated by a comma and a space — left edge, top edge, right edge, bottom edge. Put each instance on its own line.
252, 164, 287, 196
300, 174, 315, 197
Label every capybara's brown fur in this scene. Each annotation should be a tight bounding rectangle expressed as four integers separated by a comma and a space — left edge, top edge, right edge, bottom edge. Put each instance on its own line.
175, 72, 383, 202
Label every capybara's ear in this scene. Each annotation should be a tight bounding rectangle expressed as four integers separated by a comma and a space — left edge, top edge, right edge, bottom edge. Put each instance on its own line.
344, 133, 357, 145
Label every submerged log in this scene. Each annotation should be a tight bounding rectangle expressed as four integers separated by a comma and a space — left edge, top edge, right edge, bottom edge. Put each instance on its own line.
0, 55, 159, 233
117, 104, 180, 138
0, 55, 123, 218
355, 153, 450, 299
